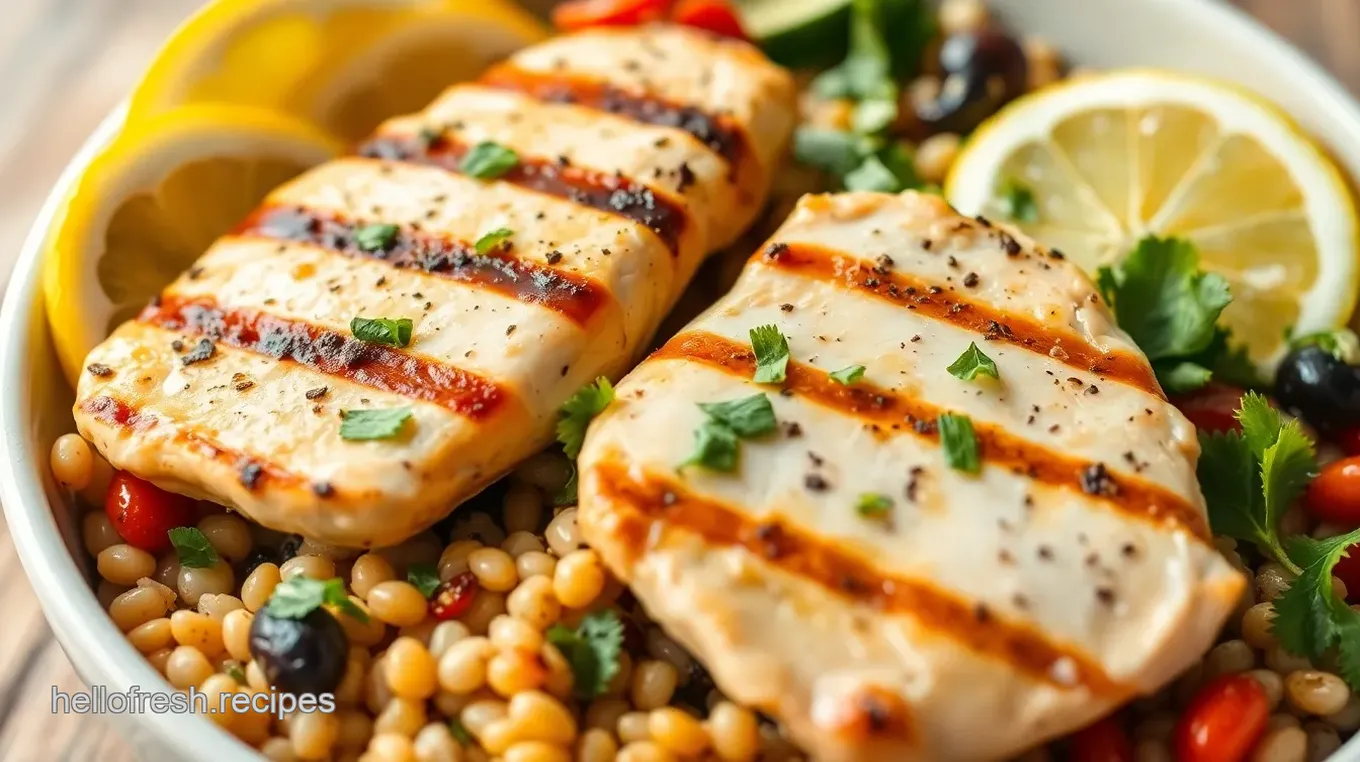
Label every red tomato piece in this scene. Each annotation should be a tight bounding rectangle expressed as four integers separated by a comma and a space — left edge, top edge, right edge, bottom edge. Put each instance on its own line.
1305, 455, 1360, 528
104, 471, 194, 554
1174, 675, 1269, 762
671, 0, 749, 40
552, 0, 671, 30
430, 572, 479, 621
1336, 426, 1360, 457
1068, 716, 1133, 762
1172, 383, 1247, 434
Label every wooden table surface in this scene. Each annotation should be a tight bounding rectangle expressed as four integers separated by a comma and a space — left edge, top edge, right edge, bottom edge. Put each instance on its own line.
0, 1, 1352, 759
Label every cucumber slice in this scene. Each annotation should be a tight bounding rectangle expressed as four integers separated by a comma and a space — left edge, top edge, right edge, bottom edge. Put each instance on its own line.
735, 0, 851, 70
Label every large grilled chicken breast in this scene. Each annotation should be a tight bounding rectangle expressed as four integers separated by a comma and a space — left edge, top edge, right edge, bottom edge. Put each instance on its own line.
577, 191, 1245, 761
73, 25, 796, 548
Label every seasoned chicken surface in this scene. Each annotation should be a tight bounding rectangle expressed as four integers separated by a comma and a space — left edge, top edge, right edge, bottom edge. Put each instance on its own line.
74, 25, 796, 548
577, 192, 1245, 761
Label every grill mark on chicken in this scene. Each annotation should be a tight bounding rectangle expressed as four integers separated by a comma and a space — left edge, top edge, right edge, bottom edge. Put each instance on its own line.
590, 461, 1122, 694
358, 134, 687, 255
758, 242, 1162, 397
478, 64, 749, 170
138, 296, 507, 420
653, 331, 1210, 540
235, 205, 610, 326
80, 394, 303, 491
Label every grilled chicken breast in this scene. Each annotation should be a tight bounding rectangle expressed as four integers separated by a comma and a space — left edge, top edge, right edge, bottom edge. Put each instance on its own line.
577, 191, 1245, 761
74, 25, 795, 548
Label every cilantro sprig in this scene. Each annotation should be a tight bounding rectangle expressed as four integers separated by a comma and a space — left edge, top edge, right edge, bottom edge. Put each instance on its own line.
546, 610, 625, 699
750, 324, 790, 384
1274, 529, 1360, 687
1097, 236, 1260, 393
351, 317, 413, 348
168, 527, 219, 569
682, 394, 777, 472
554, 377, 616, 505
266, 576, 369, 622
340, 408, 412, 441
947, 343, 999, 382
407, 563, 440, 599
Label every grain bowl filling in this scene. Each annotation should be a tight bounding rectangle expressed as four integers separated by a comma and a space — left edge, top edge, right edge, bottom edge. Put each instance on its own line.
38, 0, 1360, 760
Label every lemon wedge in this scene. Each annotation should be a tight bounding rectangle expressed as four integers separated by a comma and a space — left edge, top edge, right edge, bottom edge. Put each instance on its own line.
43, 104, 342, 385
946, 70, 1360, 368
128, 0, 549, 141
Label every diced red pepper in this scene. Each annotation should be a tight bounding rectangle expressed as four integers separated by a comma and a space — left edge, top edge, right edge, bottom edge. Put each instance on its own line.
671, 0, 748, 40
552, 0, 672, 31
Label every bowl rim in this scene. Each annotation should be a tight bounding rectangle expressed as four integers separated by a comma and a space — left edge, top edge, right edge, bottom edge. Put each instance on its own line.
4, 2, 1360, 759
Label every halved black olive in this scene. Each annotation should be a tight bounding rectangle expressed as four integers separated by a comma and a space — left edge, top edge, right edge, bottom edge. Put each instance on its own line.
248, 606, 348, 695
913, 29, 1027, 135
1275, 345, 1360, 434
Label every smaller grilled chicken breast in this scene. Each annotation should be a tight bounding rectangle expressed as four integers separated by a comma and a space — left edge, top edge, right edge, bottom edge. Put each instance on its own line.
74, 26, 795, 548
577, 192, 1245, 761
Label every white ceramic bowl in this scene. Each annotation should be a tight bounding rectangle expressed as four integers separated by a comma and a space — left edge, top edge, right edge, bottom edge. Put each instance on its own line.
6, 1, 1360, 759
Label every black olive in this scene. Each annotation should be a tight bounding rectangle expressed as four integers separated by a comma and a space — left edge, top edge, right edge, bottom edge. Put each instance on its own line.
277, 534, 303, 562
248, 606, 349, 695
241, 548, 274, 577
1275, 345, 1360, 433
912, 29, 1027, 135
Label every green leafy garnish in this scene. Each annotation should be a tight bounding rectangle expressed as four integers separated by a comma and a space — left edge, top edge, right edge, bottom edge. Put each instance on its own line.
1197, 392, 1316, 575
938, 413, 980, 474
811, 0, 933, 99
697, 394, 777, 437
554, 465, 579, 507
682, 421, 741, 472
997, 177, 1039, 223
350, 316, 413, 348
793, 128, 871, 177
459, 141, 520, 179
407, 563, 440, 599
1273, 529, 1360, 687
546, 610, 625, 699
266, 576, 369, 622
1291, 328, 1360, 364
750, 324, 790, 384
556, 377, 615, 460
167, 527, 219, 569
449, 719, 473, 747
354, 223, 398, 252
856, 492, 893, 518
473, 227, 514, 255
829, 365, 866, 385
339, 408, 412, 441
1096, 236, 1247, 393
947, 343, 999, 382
225, 662, 246, 684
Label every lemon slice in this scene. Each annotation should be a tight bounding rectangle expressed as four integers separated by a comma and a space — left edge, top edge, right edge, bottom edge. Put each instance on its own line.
128, 0, 549, 141
43, 104, 342, 385
946, 70, 1359, 367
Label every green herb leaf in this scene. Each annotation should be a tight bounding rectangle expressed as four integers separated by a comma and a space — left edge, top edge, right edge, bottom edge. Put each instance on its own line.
698, 394, 777, 438
449, 718, 473, 747
407, 563, 440, 599
682, 420, 741, 472
459, 141, 520, 179
1273, 528, 1360, 688
852, 98, 899, 135
266, 576, 369, 622
1097, 237, 1231, 362
1155, 361, 1214, 394
856, 492, 893, 518
1291, 328, 1360, 364
792, 128, 868, 176
938, 413, 980, 474
997, 177, 1039, 223
350, 317, 413, 348
829, 365, 866, 385
546, 610, 625, 699
340, 408, 412, 441
225, 662, 246, 684
167, 527, 219, 569
556, 377, 615, 460
354, 223, 399, 252
750, 324, 790, 384
473, 227, 514, 255
554, 465, 579, 506
844, 153, 904, 192
947, 343, 999, 382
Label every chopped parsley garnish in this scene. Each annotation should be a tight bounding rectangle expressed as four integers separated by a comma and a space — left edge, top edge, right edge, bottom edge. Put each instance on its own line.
829, 365, 867, 385
557, 377, 615, 460
350, 316, 413, 348
997, 177, 1039, 223
266, 576, 369, 622
1273, 528, 1360, 687
750, 324, 790, 384
354, 223, 398, 252
225, 662, 246, 684
698, 394, 777, 437
938, 413, 980, 474
856, 492, 893, 518
167, 527, 219, 569
1097, 236, 1257, 393
448, 718, 473, 747
407, 563, 440, 599
546, 609, 625, 699
683, 394, 776, 472
339, 408, 412, 441
473, 227, 514, 255
459, 141, 520, 179
947, 343, 999, 382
